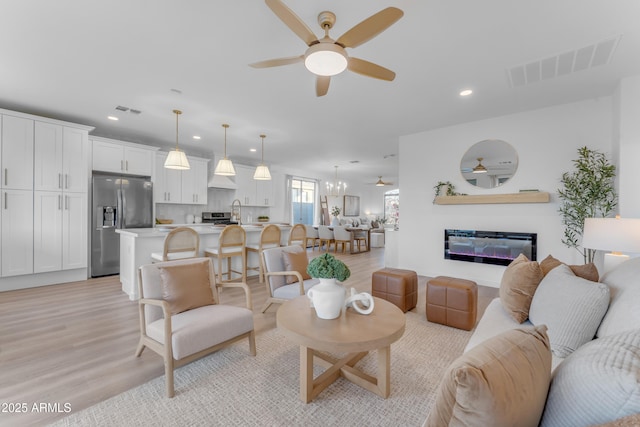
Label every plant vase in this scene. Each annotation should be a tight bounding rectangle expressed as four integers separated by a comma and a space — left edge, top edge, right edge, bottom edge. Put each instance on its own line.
306, 278, 346, 319
331, 216, 340, 227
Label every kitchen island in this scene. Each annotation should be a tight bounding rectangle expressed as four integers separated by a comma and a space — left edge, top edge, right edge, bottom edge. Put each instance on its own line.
116, 224, 291, 300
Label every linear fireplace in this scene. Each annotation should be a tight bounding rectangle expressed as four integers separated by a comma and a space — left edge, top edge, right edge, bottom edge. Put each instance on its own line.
444, 229, 537, 266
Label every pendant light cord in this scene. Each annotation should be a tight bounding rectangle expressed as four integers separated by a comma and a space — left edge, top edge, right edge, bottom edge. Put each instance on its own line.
222, 124, 230, 158
173, 109, 182, 150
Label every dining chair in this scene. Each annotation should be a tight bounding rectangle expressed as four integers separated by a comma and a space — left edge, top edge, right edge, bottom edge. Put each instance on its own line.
333, 226, 352, 253
305, 226, 320, 250
246, 224, 281, 283
151, 227, 200, 262
318, 225, 335, 252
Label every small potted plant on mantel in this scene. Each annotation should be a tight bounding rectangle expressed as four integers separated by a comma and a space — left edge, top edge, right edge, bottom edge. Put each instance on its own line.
306, 253, 351, 319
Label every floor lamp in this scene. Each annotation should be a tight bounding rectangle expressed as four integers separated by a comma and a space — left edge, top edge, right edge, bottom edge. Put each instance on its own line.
582, 217, 640, 275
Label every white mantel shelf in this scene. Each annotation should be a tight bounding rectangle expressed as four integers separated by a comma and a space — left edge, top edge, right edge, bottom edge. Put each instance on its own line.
434, 192, 550, 205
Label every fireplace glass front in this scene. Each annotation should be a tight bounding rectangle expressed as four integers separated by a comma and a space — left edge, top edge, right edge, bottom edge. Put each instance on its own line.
444, 229, 537, 266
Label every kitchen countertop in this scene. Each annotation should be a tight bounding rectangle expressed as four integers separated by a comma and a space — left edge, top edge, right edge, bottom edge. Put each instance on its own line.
116, 223, 291, 238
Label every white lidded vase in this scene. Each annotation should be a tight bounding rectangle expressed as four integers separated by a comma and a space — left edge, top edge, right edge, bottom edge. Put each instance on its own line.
306, 278, 346, 319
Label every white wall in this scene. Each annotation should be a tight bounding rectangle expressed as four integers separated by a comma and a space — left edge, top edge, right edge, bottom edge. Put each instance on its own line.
398, 98, 613, 287
616, 75, 640, 217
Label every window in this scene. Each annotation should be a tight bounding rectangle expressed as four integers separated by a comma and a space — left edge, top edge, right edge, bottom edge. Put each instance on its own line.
289, 177, 317, 225
384, 189, 399, 226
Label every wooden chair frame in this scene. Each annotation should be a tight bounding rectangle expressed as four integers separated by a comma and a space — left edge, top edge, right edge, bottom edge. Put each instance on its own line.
246, 224, 281, 283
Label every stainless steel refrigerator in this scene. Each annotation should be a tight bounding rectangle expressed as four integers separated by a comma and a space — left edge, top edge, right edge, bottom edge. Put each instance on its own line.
91, 173, 153, 277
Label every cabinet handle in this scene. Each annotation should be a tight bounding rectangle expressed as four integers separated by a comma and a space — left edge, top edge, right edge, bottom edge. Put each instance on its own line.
168, 192, 170, 201
126, 160, 129, 171
3, 192, 6, 209
4, 168, 7, 186
65, 195, 68, 210
58, 195, 62, 210
65, 174, 69, 189
58, 173, 62, 189
121, 160, 124, 171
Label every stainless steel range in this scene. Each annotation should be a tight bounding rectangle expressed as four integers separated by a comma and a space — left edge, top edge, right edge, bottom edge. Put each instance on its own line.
201, 212, 237, 225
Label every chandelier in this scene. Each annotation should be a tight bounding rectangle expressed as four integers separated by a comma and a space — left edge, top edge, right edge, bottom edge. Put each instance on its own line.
325, 165, 347, 196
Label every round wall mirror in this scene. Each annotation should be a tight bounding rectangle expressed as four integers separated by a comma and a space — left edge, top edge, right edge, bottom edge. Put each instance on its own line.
460, 139, 518, 189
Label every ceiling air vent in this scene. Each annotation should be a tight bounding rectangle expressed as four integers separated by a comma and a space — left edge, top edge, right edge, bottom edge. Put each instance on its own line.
115, 105, 129, 112
507, 35, 620, 88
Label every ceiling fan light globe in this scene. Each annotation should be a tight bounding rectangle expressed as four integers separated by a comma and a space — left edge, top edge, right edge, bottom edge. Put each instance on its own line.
304, 43, 348, 76
214, 158, 236, 176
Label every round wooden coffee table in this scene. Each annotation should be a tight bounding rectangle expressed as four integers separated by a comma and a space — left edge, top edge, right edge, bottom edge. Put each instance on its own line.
277, 295, 406, 403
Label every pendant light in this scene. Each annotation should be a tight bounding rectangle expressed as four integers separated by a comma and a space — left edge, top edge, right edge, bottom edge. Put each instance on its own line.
214, 123, 236, 176
164, 109, 190, 170
253, 134, 271, 180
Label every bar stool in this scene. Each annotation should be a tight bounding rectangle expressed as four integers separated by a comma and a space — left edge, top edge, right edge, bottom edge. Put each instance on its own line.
288, 223, 306, 247
246, 224, 281, 283
204, 225, 252, 308
204, 225, 247, 284
151, 227, 200, 262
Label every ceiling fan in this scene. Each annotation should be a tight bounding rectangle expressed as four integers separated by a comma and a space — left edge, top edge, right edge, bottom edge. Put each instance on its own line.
461, 158, 515, 174
372, 176, 394, 186
249, 0, 404, 96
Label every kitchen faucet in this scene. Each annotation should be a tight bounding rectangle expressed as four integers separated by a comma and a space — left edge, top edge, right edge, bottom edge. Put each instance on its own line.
231, 199, 242, 225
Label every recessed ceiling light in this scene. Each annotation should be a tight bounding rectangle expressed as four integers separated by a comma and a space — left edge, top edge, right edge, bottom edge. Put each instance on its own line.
107, 116, 119, 121
459, 89, 473, 97
250, 148, 257, 152
193, 135, 201, 140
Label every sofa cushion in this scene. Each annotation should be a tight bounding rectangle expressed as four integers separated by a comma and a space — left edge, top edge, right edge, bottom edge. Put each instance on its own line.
597, 257, 640, 338
539, 254, 599, 282
540, 328, 640, 427
499, 253, 544, 323
282, 250, 311, 284
425, 325, 551, 427
529, 264, 610, 357
158, 259, 215, 315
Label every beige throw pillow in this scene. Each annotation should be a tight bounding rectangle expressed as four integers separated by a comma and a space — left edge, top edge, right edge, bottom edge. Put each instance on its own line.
158, 259, 215, 315
499, 254, 544, 323
539, 254, 599, 282
282, 250, 311, 284
425, 325, 552, 427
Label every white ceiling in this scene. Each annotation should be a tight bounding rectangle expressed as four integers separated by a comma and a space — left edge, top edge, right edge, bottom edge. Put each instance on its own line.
1, 1, 640, 186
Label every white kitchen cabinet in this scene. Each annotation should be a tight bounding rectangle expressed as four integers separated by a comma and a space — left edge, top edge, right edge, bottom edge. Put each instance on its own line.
34, 123, 88, 192
234, 164, 274, 206
181, 157, 208, 204
1, 189, 34, 277
62, 192, 87, 270
234, 165, 257, 206
155, 153, 208, 205
1, 115, 34, 190
92, 137, 155, 176
34, 191, 63, 273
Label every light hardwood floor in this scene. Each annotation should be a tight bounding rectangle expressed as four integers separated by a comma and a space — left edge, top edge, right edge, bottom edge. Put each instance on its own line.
0, 248, 498, 426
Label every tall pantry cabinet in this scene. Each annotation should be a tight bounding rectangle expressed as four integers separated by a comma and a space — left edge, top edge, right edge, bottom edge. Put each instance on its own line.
0, 108, 93, 290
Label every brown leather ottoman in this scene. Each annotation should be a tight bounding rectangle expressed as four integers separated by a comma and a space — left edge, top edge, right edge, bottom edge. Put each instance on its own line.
426, 276, 477, 331
371, 268, 418, 313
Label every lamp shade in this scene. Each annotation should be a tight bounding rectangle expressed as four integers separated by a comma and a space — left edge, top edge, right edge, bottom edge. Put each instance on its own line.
253, 164, 271, 180
582, 217, 640, 253
214, 158, 236, 176
304, 43, 348, 76
164, 149, 190, 170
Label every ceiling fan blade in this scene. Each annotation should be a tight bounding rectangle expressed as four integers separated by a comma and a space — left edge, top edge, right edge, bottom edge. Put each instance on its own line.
265, 0, 318, 46
336, 7, 403, 49
249, 55, 304, 68
348, 57, 396, 81
316, 76, 330, 97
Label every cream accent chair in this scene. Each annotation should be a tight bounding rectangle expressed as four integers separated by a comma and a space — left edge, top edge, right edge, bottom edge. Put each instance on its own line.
260, 245, 319, 313
305, 226, 320, 250
318, 225, 335, 252
333, 226, 352, 253
151, 227, 200, 262
245, 224, 281, 283
288, 223, 307, 247
135, 257, 255, 398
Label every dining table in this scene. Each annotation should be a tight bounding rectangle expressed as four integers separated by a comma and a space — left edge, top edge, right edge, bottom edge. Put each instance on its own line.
316, 226, 371, 254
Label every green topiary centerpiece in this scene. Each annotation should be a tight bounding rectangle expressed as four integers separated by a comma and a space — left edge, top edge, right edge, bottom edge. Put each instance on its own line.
306, 253, 351, 282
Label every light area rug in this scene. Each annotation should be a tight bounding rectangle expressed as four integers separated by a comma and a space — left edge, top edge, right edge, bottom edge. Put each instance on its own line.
53, 313, 470, 427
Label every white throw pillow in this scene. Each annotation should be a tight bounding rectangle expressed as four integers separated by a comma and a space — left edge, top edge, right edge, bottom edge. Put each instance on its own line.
540, 328, 640, 427
529, 264, 610, 358
597, 257, 640, 338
